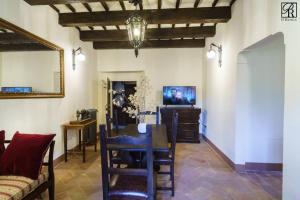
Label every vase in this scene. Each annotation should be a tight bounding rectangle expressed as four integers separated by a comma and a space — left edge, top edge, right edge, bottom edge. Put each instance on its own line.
138, 123, 147, 133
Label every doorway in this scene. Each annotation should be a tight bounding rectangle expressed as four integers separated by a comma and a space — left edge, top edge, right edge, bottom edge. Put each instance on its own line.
235, 32, 285, 169
112, 81, 137, 126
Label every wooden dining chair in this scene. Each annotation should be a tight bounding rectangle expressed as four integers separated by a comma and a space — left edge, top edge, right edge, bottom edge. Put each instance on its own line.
154, 111, 178, 196
137, 106, 160, 125
99, 124, 156, 200
105, 113, 134, 167
106, 111, 119, 134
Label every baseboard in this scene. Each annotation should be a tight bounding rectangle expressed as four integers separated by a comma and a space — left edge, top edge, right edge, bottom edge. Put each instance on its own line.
202, 135, 282, 173
245, 162, 282, 172
53, 144, 80, 167
202, 135, 235, 169
54, 154, 65, 166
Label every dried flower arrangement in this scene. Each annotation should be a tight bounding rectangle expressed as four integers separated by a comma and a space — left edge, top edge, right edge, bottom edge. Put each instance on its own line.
112, 74, 155, 123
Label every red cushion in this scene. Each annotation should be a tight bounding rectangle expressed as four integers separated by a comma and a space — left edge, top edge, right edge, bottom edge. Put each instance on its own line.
0, 132, 55, 179
0, 130, 5, 159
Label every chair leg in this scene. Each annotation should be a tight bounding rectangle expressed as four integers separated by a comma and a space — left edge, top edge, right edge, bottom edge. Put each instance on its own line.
156, 163, 175, 196
171, 164, 175, 197
49, 182, 55, 200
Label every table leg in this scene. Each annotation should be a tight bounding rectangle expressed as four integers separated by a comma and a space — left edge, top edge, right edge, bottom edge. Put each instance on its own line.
94, 122, 97, 152
64, 128, 68, 162
79, 129, 82, 151
82, 128, 86, 163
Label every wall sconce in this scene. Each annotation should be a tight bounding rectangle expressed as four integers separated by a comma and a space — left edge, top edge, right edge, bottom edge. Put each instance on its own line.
207, 43, 222, 67
72, 47, 85, 70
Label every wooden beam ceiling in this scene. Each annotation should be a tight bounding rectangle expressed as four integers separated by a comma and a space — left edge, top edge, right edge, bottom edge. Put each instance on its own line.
230, 0, 237, 6
157, 0, 161, 28
24, 0, 236, 49
0, 43, 52, 51
80, 26, 215, 41
93, 39, 205, 49
119, 0, 126, 10
25, 0, 125, 5
59, 7, 231, 27
0, 33, 34, 44
194, 0, 201, 8
212, 0, 219, 7
49, 4, 60, 13
172, 0, 181, 28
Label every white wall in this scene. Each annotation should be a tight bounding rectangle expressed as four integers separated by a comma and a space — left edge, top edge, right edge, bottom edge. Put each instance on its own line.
203, 0, 300, 199
235, 33, 285, 164
96, 48, 204, 124
1, 0, 300, 198
0, 0, 98, 159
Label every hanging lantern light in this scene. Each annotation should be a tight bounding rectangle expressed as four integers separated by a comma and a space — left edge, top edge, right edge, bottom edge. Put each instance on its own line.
126, 0, 147, 57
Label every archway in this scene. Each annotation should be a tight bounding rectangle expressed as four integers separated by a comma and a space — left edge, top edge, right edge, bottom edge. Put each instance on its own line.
235, 32, 285, 171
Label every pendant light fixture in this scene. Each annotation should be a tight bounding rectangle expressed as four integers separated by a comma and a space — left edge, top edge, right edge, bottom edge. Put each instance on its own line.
126, 0, 147, 57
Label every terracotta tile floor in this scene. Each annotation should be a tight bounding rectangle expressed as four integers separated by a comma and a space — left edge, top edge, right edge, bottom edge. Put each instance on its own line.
46, 141, 282, 200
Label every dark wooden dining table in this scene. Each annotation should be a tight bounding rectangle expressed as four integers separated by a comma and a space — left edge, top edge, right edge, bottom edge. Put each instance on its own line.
110, 124, 169, 152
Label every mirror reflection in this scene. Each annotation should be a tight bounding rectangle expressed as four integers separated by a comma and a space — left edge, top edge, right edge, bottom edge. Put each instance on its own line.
0, 18, 64, 98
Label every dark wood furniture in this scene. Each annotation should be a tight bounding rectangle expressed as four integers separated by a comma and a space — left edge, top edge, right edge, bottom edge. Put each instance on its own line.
106, 113, 118, 136
106, 113, 127, 167
155, 112, 178, 196
112, 124, 169, 152
63, 119, 97, 163
160, 107, 201, 143
100, 124, 155, 200
137, 106, 160, 125
4, 140, 55, 200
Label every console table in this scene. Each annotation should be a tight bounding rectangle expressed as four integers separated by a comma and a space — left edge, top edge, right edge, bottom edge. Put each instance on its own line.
62, 119, 97, 163
160, 107, 201, 143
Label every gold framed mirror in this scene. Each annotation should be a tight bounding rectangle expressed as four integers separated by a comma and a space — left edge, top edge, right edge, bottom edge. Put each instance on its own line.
0, 18, 64, 99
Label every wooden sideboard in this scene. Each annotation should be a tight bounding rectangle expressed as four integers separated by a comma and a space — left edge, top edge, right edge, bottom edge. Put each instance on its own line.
160, 107, 201, 143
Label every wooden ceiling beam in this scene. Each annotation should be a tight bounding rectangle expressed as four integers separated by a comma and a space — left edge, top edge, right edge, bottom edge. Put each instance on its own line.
0, 33, 34, 44
230, 0, 237, 6
64, 3, 84, 31
82, 3, 94, 30
212, 0, 219, 7
50, 4, 60, 13
59, 7, 231, 27
172, 0, 181, 28
194, 0, 201, 8
80, 26, 215, 41
175, 0, 181, 9
25, 0, 126, 5
0, 29, 8, 33
93, 39, 205, 49
186, 0, 202, 31
0, 43, 52, 51
139, 1, 143, 10
83, 2, 92, 11
100, 2, 109, 11
65, 4, 76, 12
119, 0, 126, 10
100, 2, 120, 31
158, 0, 161, 28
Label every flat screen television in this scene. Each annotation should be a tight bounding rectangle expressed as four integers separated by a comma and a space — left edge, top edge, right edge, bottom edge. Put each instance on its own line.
163, 86, 196, 105
1, 87, 32, 93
